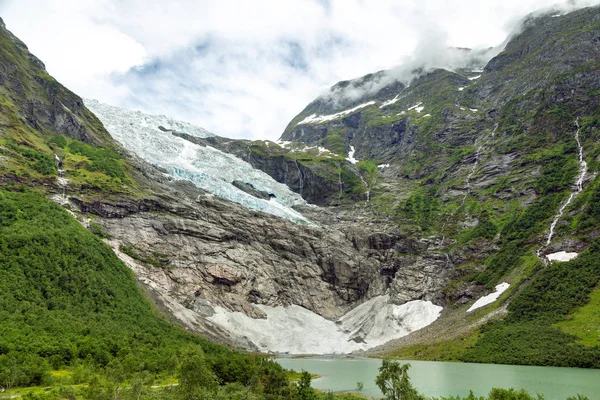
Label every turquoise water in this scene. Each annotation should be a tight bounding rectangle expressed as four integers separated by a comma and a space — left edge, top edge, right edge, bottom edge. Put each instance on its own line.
276, 357, 600, 399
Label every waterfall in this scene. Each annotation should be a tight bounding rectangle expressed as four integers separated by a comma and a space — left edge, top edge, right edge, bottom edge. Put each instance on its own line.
540, 118, 588, 251
337, 162, 343, 201
294, 157, 304, 198
461, 145, 483, 206
358, 172, 370, 203
55, 154, 67, 199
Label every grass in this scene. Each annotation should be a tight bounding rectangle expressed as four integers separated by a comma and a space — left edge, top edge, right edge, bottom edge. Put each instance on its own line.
555, 285, 600, 347
285, 370, 321, 382
382, 332, 480, 362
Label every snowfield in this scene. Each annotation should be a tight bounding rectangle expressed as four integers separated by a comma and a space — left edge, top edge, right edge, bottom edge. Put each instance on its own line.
297, 101, 376, 124
209, 295, 442, 354
84, 99, 309, 224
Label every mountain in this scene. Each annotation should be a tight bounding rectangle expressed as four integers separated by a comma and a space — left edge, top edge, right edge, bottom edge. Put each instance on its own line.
0, 16, 295, 397
0, 15, 448, 359
2, 2, 600, 380
174, 5, 600, 365
271, 5, 600, 365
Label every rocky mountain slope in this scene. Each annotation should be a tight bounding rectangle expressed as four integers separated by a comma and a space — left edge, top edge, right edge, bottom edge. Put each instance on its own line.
1, 3, 600, 366
274, 5, 600, 364
0, 16, 450, 354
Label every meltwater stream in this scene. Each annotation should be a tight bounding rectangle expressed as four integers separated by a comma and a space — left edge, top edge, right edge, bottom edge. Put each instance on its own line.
541, 118, 588, 252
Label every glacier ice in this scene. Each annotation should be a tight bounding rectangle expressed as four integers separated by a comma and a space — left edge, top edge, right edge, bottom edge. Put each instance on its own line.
467, 282, 510, 313
84, 99, 309, 224
208, 295, 442, 354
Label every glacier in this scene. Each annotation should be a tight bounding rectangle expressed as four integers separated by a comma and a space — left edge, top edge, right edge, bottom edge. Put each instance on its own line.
84, 99, 309, 224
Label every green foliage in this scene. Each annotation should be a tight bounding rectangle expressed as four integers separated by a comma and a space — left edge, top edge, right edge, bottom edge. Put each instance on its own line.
574, 178, 600, 233
464, 243, 600, 367
176, 348, 217, 400
555, 286, 600, 346
501, 193, 562, 245
0, 189, 289, 395
461, 220, 498, 243
396, 190, 440, 231
533, 147, 577, 195
48, 135, 67, 149
0, 353, 52, 389
7, 142, 57, 176
296, 371, 316, 400
375, 361, 425, 400
68, 141, 125, 179
119, 245, 165, 269
508, 244, 600, 323
88, 223, 111, 239
320, 131, 347, 155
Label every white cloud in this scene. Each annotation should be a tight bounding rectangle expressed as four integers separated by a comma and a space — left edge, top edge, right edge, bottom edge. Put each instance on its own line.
1, 0, 598, 140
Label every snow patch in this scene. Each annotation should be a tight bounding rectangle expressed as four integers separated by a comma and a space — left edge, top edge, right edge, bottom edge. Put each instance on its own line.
408, 102, 424, 113
208, 295, 442, 354
423, 114, 432, 118
298, 101, 376, 125
346, 145, 358, 164
317, 146, 338, 157
380, 95, 400, 109
468, 75, 481, 80
470, 108, 478, 113
546, 251, 578, 262
467, 282, 510, 313
458, 87, 465, 91
377, 164, 390, 169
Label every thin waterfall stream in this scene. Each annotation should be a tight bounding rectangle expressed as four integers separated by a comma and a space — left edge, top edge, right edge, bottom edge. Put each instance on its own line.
537, 118, 588, 258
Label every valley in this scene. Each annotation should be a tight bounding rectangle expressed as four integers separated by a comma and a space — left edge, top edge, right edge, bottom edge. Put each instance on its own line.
1, 2, 600, 399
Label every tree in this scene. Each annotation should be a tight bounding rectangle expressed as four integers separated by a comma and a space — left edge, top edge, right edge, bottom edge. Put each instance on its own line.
375, 360, 425, 400
296, 370, 316, 400
356, 381, 364, 393
0, 355, 26, 390
176, 347, 218, 400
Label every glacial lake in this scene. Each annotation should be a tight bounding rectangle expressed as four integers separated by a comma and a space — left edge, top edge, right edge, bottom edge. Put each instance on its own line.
276, 357, 600, 399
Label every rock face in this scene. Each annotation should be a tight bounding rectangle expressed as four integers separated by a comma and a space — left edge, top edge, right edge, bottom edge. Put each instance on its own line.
231, 180, 273, 200
171, 132, 344, 206
0, 18, 113, 146
78, 178, 452, 316
59, 169, 454, 351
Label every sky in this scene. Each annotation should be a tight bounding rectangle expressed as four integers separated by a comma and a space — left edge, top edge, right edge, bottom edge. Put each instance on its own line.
1, 0, 599, 140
